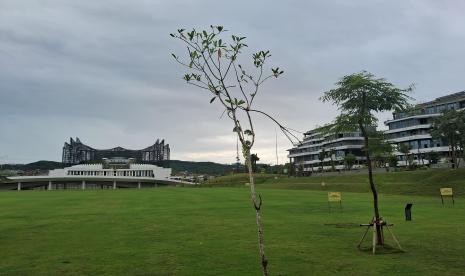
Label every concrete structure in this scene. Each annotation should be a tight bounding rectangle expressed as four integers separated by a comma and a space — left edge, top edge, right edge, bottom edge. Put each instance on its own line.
288, 128, 367, 173
385, 91, 465, 165
62, 137, 170, 164
49, 163, 172, 179
3, 161, 193, 190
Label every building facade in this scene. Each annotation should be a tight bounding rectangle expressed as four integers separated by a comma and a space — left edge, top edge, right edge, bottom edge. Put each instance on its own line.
3, 157, 193, 191
384, 91, 465, 164
50, 162, 172, 180
288, 128, 367, 173
62, 137, 170, 164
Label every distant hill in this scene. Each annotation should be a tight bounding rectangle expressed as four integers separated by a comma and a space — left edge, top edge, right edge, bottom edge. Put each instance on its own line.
1, 160, 64, 171
159, 160, 241, 175
1, 160, 240, 176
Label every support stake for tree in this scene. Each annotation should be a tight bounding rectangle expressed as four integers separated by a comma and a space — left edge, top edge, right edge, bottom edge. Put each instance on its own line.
358, 218, 404, 254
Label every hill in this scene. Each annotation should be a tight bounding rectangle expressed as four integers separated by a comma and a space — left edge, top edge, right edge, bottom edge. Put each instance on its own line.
203, 168, 465, 196
0, 160, 64, 171
160, 160, 238, 175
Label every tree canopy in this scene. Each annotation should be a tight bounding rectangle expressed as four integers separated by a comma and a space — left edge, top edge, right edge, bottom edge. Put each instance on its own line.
320, 71, 414, 131
431, 109, 465, 168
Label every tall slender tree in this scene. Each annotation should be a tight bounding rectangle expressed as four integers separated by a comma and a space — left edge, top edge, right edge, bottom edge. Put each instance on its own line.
344, 153, 356, 170
318, 148, 326, 173
329, 148, 336, 171
170, 26, 299, 275
251, 154, 260, 173
320, 71, 413, 246
431, 109, 465, 169
398, 143, 412, 167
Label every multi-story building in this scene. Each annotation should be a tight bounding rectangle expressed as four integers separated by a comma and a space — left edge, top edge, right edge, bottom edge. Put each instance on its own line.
287, 127, 367, 173
384, 91, 465, 165
62, 137, 170, 165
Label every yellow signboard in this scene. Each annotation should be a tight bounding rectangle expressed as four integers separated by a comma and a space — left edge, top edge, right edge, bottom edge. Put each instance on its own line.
440, 188, 453, 196
328, 192, 342, 202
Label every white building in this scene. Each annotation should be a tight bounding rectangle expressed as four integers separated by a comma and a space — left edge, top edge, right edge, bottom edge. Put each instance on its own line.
384, 91, 465, 165
288, 128, 367, 174
3, 160, 194, 191
49, 163, 171, 180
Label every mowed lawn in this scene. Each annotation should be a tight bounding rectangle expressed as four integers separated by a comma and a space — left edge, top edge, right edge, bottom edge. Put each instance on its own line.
1, 187, 464, 275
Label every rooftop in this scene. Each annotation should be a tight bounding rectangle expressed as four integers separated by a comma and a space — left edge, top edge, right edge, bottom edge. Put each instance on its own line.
417, 91, 465, 108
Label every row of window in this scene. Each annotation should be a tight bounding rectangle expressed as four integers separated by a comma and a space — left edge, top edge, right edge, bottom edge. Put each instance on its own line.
388, 118, 431, 130
302, 132, 362, 144
293, 149, 363, 163
397, 139, 445, 150
385, 129, 430, 140
67, 170, 154, 177
393, 101, 462, 120
290, 140, 363, 155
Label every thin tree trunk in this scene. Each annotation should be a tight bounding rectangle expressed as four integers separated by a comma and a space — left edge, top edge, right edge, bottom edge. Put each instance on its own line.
451, 143, 456, 169
418, 141, 424, 166
360, 124, 383, 245
245, 149, 269, 276
460, 142, 464, 168
456, 145, 461, 168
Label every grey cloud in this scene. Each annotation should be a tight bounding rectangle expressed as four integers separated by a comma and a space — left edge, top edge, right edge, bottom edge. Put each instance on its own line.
1, 0, 464, 164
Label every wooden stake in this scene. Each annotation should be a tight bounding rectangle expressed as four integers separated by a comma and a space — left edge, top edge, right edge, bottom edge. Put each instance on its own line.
372, 222, 377, 254
358, 226, 370, 248
385, 224, 403, 251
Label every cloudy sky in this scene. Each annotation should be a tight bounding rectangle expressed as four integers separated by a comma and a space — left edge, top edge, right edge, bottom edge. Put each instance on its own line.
1, 0, 464, 164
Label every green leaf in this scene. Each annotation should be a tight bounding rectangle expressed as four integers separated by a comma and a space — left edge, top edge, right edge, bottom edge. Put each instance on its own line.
244, 130, 254, 136
188, 31, 194, 41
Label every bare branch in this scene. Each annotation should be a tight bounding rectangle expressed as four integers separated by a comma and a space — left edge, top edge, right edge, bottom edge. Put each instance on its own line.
246, 108, 301, 144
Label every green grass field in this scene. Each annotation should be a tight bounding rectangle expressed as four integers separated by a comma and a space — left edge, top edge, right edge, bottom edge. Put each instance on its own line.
1, 169, 465, 275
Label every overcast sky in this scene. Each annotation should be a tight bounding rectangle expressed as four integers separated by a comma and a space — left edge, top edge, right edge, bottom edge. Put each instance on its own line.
1, 0, 464, 164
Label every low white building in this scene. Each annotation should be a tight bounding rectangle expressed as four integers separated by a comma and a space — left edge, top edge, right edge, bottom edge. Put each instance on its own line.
3, 161, 185, 191
49, 163, 171, 180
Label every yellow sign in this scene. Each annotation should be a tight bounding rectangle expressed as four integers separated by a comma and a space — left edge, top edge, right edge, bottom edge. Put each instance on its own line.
440, 188, 453, 196
328, 192, 342, 202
